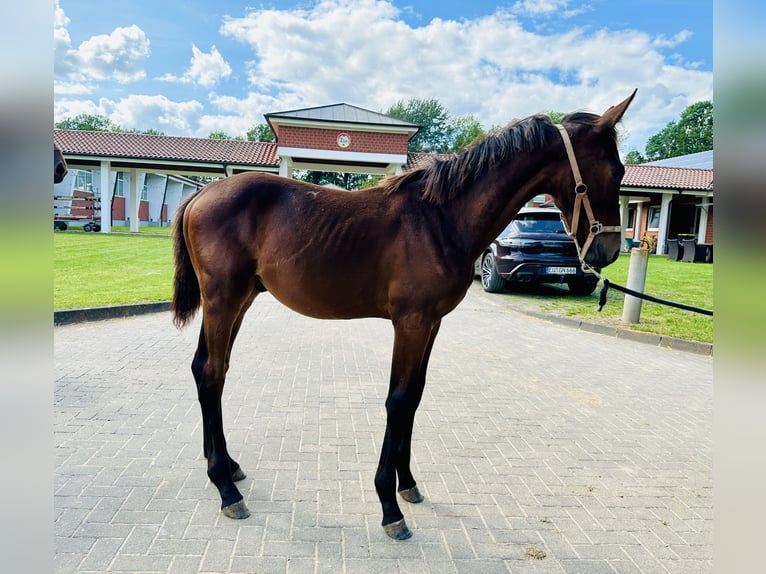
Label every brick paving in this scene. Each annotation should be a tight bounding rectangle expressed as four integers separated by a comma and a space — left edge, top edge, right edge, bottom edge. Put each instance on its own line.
54, 283, 712, 573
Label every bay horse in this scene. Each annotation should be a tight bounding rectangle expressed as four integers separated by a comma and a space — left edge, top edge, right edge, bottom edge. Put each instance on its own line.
172, 90, 636, 540
54, 143, 68, 183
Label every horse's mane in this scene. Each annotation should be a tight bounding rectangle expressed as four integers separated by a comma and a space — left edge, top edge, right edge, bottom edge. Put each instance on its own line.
380, 111, 606, 205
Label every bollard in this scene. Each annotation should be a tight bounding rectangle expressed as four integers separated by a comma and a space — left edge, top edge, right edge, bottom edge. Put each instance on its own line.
622, 247, 649, 324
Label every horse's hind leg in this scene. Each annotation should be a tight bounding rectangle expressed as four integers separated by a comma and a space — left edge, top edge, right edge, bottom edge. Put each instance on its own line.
192, 288, 257, 519
194, 299, 254, 483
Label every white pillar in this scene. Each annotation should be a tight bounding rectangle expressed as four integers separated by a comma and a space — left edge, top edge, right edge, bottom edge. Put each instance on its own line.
129, 169, 140, 233
697, 196, 710, 243
633, 201, 644, 244
656, 193, 673, 255
99, 160, 111, 233
279, 157, 293, 178
619, 196, 629, 245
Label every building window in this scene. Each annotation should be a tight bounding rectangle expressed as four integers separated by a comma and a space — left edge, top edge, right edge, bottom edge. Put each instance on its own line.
73, 170, 93, 193
648, 206, 661, 230
114, 172, 125, 197
141, 184, 149, 201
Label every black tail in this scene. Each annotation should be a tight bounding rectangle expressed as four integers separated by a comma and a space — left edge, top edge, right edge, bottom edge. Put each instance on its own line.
171, 192, 201, 329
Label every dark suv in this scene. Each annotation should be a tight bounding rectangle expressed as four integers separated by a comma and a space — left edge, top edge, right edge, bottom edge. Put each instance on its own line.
474, 207, 599, 295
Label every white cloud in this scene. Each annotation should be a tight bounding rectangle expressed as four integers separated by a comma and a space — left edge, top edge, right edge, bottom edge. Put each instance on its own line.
511, 0, 584, 18
217, 0, 711, 151
158, 45, 232, 88
54, 0, 150, 85
55, 94, 204, 134
54, 0, 711, 151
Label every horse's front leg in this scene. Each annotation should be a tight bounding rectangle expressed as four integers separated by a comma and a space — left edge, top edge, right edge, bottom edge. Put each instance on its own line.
395, 319, 440, 505
375, 317, 440, 540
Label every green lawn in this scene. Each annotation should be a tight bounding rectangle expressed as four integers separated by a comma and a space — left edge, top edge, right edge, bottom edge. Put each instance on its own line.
54, 231, 173, 309
54, 233, 713, 343
507, 253, 713, 343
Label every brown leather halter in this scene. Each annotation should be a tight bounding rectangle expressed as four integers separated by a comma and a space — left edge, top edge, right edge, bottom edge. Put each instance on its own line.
555, 124, 621, 273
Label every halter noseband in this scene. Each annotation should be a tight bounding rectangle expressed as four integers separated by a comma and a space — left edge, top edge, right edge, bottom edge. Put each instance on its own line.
555, 124, 621, 274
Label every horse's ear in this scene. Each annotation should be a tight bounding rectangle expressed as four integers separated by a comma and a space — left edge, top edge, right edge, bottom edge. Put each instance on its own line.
598, 89, 637, 130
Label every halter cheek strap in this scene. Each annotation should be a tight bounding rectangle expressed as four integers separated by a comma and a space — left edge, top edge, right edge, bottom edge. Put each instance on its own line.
555, 124, 621, 273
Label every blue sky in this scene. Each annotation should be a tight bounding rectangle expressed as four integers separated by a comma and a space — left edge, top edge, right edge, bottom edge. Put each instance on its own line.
54, 0, 712, 154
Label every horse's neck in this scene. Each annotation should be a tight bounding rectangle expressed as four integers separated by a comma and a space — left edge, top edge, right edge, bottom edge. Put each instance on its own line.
447, 156, 550, 261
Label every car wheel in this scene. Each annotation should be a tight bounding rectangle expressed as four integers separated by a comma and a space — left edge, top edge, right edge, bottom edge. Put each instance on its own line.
83, 223, 93, 232
481, 252, 506, 293
567, 276, 599, 296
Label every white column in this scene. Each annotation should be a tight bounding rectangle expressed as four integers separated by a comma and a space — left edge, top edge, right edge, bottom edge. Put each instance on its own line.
99, 160, 111, 233
634, 202, 644, 242
279, 157, 293, 178
619, 196, 629, 245
129, 169, 140, 233
656, 192, 673, 255
697, 196, 710, 243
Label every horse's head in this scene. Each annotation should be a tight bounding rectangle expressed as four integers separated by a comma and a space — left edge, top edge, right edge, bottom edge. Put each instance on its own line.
551, 90, 636, 271
54, 143, 68, 184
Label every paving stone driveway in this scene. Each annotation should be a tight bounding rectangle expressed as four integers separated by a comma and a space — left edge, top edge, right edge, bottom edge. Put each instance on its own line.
55, 284, 712, 573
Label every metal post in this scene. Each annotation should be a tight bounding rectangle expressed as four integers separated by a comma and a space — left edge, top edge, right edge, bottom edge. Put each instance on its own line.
622, 247, 649, 324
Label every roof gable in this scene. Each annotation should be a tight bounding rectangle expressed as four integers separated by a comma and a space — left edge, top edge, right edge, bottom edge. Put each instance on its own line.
265, 103, 419, 128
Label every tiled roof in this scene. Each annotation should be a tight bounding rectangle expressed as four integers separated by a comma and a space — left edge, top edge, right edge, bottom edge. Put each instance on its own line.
54, 129, 279, 167
622, 164, 713, 191
53, 129, 714, 192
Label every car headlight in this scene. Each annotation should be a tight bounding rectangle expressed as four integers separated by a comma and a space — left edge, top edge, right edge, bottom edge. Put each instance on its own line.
497, 237, 513, 247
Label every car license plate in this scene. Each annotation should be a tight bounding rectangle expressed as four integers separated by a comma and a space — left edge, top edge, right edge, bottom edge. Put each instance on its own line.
546, 266, 577, 274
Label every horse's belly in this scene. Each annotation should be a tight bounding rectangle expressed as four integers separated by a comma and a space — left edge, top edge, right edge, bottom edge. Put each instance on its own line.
257, 269, 389, 320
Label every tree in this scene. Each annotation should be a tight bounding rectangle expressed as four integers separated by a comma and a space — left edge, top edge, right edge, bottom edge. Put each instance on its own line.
385, 98, 453, 153
208, 131, 243, 140
55, 114, 165, 135
624, 150, 646, 165
247, 123, 276, 143
546, 111, 566, 124
643, 101, 713, 162
56, 114, 118, 131
385, 97, 488, 154
450, 115, 484, 152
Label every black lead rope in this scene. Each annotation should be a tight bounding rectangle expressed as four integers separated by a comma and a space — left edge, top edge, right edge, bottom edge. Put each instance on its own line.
597, 279, 714, 316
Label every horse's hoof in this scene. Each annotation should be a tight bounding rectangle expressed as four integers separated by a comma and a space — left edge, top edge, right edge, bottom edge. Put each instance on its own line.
382, 518, 412, 541
398, 485, 424, 504
232, 467, 246, 482
221, 500, 250, 519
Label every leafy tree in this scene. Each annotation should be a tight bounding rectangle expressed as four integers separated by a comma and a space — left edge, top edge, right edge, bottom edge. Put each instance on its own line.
295, 170, 374, 191
385, 98, 453, 153
55, 114, 165, 135
546, 111, 566, 124
56, 114, 118, 131
208, 130, 243, 140
385, 97, 490, 154
450, 115, 484, 152
643, 101, 713, 161
624, 150, 646, 164
247, 123, 276, 142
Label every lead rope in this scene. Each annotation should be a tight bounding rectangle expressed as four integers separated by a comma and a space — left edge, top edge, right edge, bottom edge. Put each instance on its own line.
554, 125, 713, 317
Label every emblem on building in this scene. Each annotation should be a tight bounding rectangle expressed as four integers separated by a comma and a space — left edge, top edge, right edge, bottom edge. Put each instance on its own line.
337, 132, 351, 148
